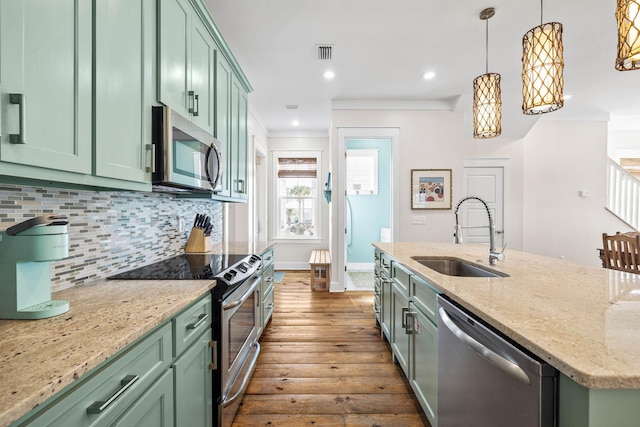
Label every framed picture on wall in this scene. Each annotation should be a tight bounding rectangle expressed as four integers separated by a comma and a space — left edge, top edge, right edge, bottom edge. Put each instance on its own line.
411, 169, 452, 210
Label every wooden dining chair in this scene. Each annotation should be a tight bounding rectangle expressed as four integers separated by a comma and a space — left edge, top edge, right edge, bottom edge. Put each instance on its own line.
602, 232, 640, 273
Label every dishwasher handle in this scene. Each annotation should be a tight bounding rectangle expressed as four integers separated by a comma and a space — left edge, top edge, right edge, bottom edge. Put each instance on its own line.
438, 306, 531, 385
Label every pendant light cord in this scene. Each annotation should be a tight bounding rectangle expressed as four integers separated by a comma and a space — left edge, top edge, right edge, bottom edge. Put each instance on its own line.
540, 0, 544, 24
485, 19, 489, 74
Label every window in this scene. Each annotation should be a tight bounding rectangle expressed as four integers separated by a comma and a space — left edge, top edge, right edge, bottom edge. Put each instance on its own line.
346, 149, 378, 195
274, 153, 320, 239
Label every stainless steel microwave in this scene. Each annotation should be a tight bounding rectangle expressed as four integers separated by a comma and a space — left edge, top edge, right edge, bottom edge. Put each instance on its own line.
151, 106, 223, 193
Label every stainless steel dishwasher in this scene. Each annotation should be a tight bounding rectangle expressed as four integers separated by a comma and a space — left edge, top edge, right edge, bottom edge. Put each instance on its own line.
437, 296, 557, 427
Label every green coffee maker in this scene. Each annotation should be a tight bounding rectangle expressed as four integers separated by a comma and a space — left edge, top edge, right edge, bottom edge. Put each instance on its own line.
0, 214, 70, 319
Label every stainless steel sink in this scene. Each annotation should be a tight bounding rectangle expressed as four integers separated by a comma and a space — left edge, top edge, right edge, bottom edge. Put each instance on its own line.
411, 256, 509, 278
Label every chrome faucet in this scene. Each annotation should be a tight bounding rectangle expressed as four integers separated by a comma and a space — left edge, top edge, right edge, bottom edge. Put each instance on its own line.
453, 196, 504, 265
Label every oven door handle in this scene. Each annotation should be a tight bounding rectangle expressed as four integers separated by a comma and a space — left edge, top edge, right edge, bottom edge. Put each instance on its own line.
223, 341, 260, 407
222, 276, 260, 310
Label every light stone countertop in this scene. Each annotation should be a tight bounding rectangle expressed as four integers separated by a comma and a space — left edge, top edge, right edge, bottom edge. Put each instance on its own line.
0, 240, 274, 427
373, 242, 640, 390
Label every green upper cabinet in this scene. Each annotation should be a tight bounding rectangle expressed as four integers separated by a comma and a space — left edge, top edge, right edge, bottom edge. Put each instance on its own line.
214, 51, 248, 201
230, 75, 248, 200
158, 0, 215, 135
94, 0, 155, 183
214, 51, 232, 197
0, 0, 92, 174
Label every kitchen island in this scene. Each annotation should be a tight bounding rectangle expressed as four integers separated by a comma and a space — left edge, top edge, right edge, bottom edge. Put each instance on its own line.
374, 242, 640, 426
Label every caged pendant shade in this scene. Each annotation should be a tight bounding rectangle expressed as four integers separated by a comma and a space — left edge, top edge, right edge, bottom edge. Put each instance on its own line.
616, 0, 640, 70
522, 21, 564, 114
522, 1, 564, 115
473, 73, 502, 139
473, 7, 502, 139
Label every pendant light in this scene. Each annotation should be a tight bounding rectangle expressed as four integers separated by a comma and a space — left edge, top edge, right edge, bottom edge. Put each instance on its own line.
473, 7, 501, 139
616, 0, 640, 70
521, 0, 564, 114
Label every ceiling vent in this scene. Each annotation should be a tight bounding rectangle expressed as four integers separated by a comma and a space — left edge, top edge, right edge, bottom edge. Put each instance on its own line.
316, 45, 333, 61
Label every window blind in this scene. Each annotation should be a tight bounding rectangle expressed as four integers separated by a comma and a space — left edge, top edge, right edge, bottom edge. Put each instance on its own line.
277, 157, 317, 178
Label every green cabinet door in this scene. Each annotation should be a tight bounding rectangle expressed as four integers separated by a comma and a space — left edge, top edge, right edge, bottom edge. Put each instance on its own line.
230, 76, 248, 200
391, 281, 409, 376
410, 303, 437, 427
94, 0, 154, 183
158, 0, 191, 119
190, 17, 215, 135
381, 273, 392, 341
112, 369, 175, 427
214, 51, 232, 197
173, 330, 212, 427
0, 0, 92, 173
158, 0, 215, 135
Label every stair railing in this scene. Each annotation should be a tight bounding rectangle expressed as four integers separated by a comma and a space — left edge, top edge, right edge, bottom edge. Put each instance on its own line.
607, 157, 640, 231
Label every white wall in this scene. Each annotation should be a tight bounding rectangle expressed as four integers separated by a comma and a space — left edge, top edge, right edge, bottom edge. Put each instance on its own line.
268, 136, 330, 269
522, 120, 633, 266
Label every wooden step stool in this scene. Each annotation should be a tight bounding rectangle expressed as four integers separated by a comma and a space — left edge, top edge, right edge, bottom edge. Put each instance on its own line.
309, 250, 331, 291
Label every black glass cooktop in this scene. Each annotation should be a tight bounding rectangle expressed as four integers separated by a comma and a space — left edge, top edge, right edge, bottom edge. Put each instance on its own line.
108, 254, 250, 280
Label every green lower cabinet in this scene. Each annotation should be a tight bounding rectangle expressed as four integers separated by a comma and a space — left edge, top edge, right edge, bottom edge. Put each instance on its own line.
409, 302, 437, 427
16, 323, 173, 427
112, 369, 174, 427
380, 271, 392, 341
558, 374, 640, 427
173, 329, 212, 427
391, 281, 410, 376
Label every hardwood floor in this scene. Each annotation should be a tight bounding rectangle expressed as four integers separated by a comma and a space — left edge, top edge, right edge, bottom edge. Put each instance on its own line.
232, 271, 429, 427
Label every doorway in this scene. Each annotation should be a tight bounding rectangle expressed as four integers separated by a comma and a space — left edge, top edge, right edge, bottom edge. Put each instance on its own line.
337, 128, 399, 291
462, 158, 509, 249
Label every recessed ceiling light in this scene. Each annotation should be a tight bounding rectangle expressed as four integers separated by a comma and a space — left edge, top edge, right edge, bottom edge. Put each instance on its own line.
422, 71, 436, 80
292, 120, 300, 127
324, 70, 335, 79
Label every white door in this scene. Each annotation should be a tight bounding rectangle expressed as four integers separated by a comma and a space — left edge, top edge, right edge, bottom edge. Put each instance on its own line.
461, 166, 505, 248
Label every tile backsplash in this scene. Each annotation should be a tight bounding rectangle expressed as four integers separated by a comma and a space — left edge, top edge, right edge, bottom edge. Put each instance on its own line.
0, 184, 223, 291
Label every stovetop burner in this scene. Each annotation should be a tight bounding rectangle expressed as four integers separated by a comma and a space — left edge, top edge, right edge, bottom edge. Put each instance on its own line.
108, 253, 252, 281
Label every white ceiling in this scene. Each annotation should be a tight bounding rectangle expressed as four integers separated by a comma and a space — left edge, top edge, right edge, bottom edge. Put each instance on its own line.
204, 0, 640, 139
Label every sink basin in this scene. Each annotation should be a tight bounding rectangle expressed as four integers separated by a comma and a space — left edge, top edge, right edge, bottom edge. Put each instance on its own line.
411, 256, 509, 278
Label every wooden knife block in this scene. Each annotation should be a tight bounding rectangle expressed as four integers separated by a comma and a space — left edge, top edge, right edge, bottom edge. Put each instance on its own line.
185, 228, 211, 253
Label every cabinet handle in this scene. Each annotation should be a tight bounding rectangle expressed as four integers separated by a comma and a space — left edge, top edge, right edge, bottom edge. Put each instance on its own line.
188, 90, 196, 115
193, 94, 199, 116
266, 277, 273, 283
237, 179, 246, 194
87, 374, 139, 414
209, 340, 218, 370
146, 144, 155, 173
266, 303, 274, 310
405, 312, 415, 335
401, 307, 409, 328
9, 94, 26, 144
186, 313, 208, 330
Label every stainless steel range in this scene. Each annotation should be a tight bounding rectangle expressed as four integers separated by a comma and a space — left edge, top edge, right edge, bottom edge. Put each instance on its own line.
109, 252, 262, 427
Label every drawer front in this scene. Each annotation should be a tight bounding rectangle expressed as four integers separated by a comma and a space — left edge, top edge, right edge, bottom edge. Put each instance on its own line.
263, 285, 275, 325
27, 323, 173, 427
411, 275, 439, 325
173, 294, 212, 357
260, 248, 274, 269
391, 261, 411, 296
262, 263, 274, 295
380, 252, 392, 276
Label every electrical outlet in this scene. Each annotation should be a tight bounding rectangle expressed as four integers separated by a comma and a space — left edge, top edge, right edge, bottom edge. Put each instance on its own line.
412, 215, 426, 225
